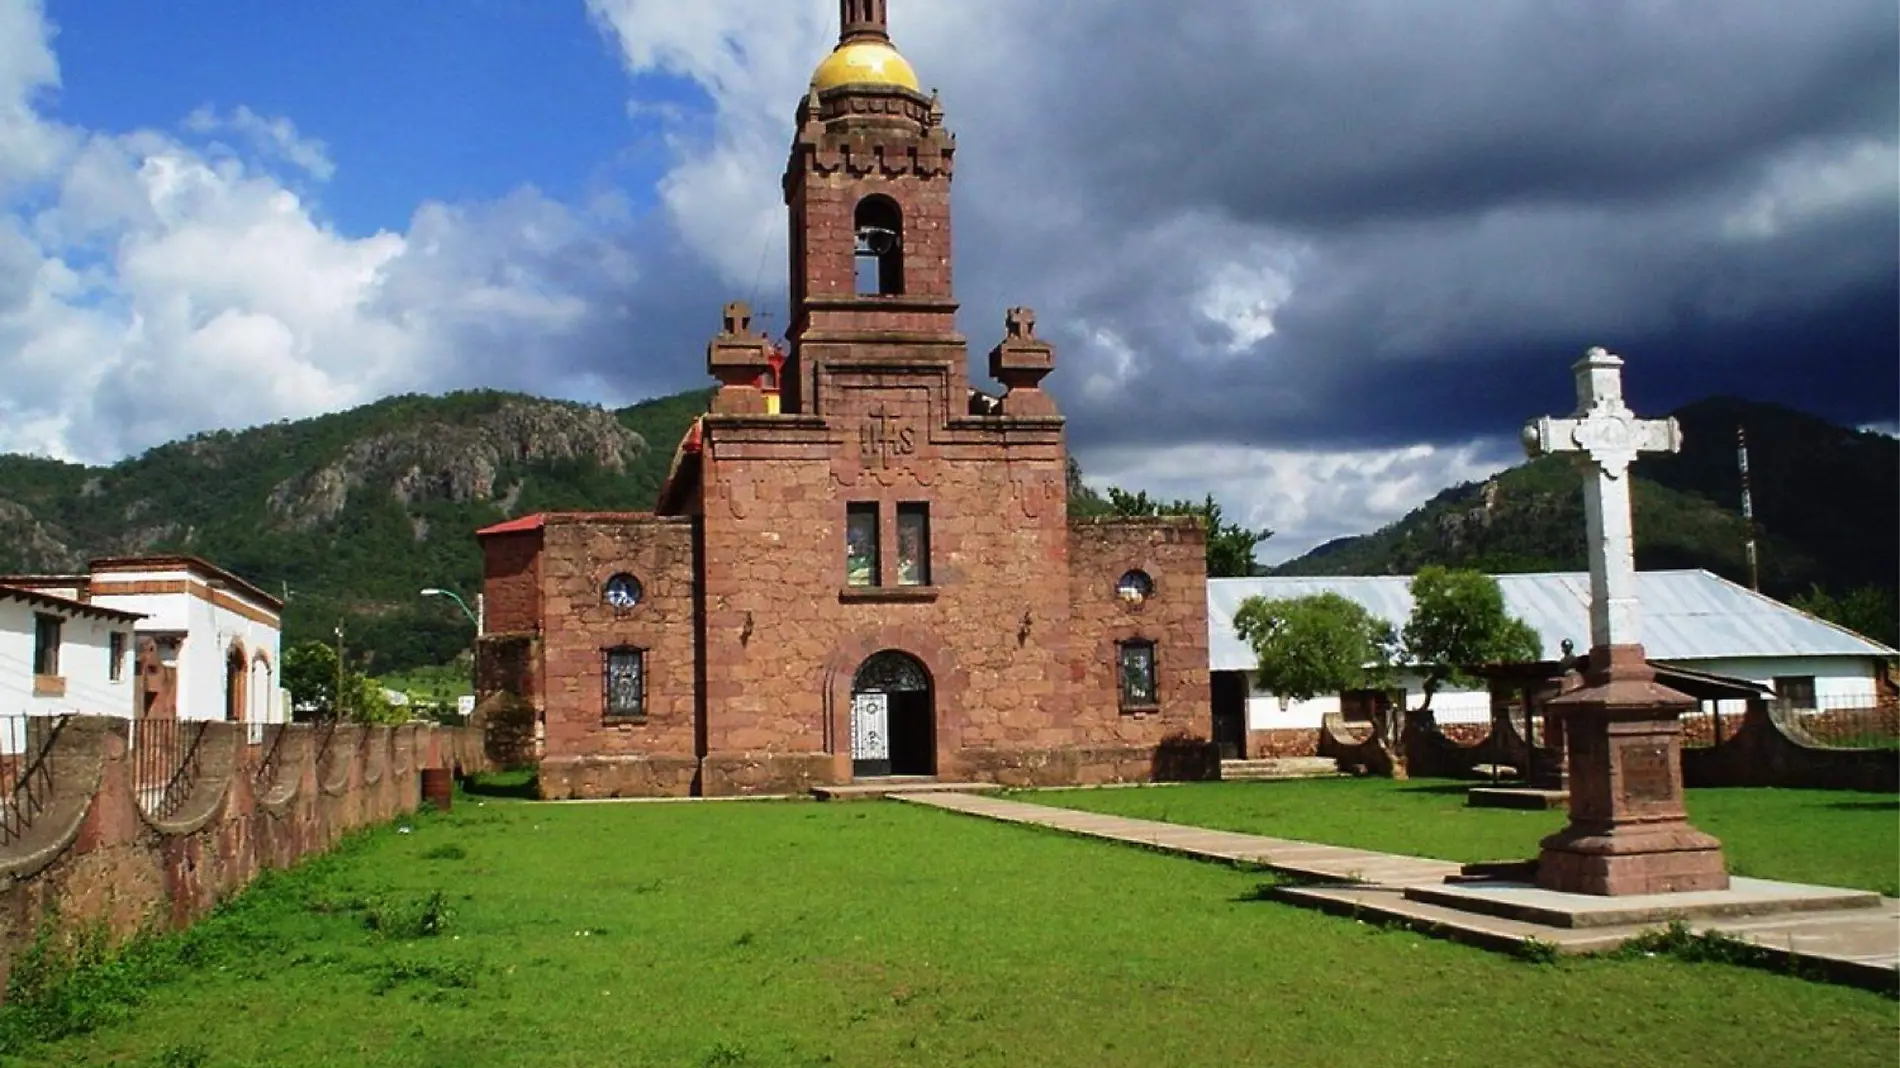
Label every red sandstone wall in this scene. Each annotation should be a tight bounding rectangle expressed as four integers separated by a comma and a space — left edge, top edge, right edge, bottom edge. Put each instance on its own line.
535, 517, 701, 798
694, 365, 1078, 794
1066, 518, 1215, 779
481, 529, 543, 635
0, 717, 484, 1003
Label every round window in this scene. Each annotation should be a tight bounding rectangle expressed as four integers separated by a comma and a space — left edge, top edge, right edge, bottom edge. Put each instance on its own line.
604, 573, 643, 609
1116, 570, 1154, 605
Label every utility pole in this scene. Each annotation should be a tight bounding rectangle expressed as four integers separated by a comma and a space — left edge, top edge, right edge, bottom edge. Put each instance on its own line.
1737, 425, 1760, 591
334, 623, 346, 721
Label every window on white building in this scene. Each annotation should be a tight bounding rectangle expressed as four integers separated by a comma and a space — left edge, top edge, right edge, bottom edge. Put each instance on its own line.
32, 614, 61, 677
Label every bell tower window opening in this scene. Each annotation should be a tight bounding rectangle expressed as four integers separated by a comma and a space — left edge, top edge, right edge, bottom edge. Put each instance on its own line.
854, 195, 904, 297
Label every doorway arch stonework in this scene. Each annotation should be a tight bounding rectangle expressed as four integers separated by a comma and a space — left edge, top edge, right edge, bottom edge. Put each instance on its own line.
823, 626, 962, 780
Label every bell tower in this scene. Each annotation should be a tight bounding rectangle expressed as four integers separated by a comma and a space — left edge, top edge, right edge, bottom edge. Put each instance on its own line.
779, 0, 960, 413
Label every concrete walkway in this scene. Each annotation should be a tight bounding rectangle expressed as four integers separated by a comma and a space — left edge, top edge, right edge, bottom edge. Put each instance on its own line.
900, 791, 1462, 885
898, 791, 1900, 991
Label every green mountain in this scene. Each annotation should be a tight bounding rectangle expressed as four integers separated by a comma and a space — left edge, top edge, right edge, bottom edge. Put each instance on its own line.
1274, 397, 1898, 625
0, 389, 712, 673
3, 389, 1888, 672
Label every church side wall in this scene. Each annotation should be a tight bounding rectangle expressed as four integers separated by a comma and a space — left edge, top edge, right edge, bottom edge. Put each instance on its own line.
1059, 518, 1218, 783
480, 531, 543, 635
535, 518, 700, 799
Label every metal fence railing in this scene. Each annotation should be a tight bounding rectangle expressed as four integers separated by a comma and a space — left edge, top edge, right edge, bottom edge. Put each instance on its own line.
2, 714, 60, 847
1766, 696, 1900, 750
1679, 705, 1752, 749
131, 719, 211, 821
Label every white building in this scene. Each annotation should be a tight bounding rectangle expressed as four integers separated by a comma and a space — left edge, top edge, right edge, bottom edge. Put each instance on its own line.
1, 584, 143, 720
1209, 570, 1898, 747
0, 556, 285, 724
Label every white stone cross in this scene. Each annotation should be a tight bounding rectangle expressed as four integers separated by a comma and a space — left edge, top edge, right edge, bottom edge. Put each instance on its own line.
1522, 347, 1682, 650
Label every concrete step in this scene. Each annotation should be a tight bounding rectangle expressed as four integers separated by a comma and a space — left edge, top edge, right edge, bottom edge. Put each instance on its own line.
811, 779, 1004, 802
1221, 757, 1345, 781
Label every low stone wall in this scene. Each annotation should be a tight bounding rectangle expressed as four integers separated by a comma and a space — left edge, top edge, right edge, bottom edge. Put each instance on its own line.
1682, 701, 1898, 793
535, 738, 1223, 799
0, 716, 487, 1002
1245, 728, 1322, 759
1316, 715, 1395, 776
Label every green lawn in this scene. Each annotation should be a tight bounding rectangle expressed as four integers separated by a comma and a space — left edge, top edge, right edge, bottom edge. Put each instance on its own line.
4, 789, 1893, 1068
1022, 779, 1900, 896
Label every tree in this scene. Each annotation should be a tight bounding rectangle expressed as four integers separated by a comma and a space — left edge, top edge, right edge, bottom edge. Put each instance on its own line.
1231, 593, 1398, 702
282, 640, 339, 720
1400, 566, 1545, 716
1105, 488, 1274, 578
343, 671, 408, 726
1386, 567, 1543, 776
1065, 457, 1115, 518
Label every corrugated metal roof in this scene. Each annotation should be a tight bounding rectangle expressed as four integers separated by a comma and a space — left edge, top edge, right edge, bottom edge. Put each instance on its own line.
1208, 569, 1897, 672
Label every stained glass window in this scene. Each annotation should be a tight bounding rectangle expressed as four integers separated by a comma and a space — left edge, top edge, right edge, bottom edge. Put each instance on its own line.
846, 503, 880, 587
604, 573, 643, 609
1118, 640, 1157, 709
896, 503, 930, 586
605, 647, 645, 719
854, 650, 930, 694
1116, 570, 1153, 604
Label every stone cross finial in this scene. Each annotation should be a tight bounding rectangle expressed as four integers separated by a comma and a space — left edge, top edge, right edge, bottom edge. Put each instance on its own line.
1522, 347, 1682, 649
721, 301, 753, 337
1005, 306, 1036, 340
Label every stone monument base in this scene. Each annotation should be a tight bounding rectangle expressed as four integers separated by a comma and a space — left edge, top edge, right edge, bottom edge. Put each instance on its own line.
1537, 822, 1729, 896
1535, 645, 1729, 897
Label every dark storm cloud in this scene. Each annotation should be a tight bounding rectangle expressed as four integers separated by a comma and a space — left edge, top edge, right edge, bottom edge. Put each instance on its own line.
867, 0, 1900, 452
1042, 1, 1897, 230
583, 1, 1896, 467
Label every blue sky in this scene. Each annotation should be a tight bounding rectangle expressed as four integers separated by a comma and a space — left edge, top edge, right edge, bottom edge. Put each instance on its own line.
1, 0, 1893, 562
43, 0, 676, 233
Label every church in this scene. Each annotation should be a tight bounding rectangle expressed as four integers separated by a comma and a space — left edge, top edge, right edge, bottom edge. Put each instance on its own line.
473, 1, 1214, 799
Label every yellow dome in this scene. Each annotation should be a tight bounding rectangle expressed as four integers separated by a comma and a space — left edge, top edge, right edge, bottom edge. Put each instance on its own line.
811, 40, 920, 92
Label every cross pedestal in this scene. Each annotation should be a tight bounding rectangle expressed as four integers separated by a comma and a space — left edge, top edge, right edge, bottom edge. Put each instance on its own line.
1522, 348, 1727, 895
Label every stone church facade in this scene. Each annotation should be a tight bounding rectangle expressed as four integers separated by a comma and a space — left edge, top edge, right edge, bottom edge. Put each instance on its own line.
475, 1, 1214, 798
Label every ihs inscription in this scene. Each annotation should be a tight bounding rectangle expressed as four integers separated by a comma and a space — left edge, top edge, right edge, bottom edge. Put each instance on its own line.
859, 406, 916, 469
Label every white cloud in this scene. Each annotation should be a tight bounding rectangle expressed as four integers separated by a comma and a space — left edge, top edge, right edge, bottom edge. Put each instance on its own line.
0, 0, 1890, 575
182, 105, 337, 182
0, 0, 653, 463
1083, 438, 1519, 566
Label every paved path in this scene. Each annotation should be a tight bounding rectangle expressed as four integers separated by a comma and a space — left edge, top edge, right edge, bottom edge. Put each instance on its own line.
898, 790, 1462, 885
898, 791, 1900, 991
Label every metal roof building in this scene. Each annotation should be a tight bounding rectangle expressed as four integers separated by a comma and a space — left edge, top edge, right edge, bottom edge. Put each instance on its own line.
1208, 570, 1897, 673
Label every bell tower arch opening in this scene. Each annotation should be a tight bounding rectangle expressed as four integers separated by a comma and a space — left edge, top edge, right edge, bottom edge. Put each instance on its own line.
849, 649, 935, 778
854, 194, 905, 297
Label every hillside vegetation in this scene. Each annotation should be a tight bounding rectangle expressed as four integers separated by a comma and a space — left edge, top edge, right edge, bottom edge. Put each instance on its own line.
0, 389, 711, 671
1275, 397, 1896, 638
0, 389, 1890, 672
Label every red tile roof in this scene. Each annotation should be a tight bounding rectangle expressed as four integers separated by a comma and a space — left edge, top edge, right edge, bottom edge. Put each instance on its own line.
475, 514, 548, 536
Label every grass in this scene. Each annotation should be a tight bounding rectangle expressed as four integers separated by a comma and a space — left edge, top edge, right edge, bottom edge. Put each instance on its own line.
1022, 779, 1900, 896
3, 788, 1894, 1068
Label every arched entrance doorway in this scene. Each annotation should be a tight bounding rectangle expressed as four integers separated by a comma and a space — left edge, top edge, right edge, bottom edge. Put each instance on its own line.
850, 650, 934, 778
224, 644, 246, 722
